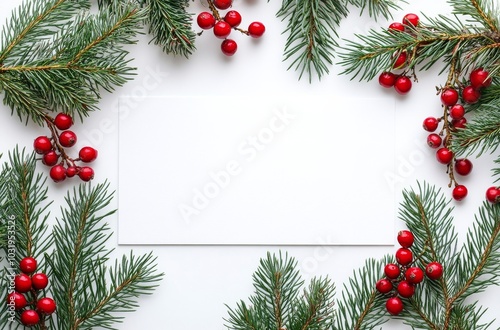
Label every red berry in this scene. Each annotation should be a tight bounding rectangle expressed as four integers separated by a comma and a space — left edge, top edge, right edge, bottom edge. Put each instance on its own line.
440, 88, 459, 106
462, 85, 481, 104
33, 136, 52, 154
486, 186, 500, 203
405, 267, 424, 284
378, 72, 397, 88
42, 150, 59, 166
397, 230, 414, 248
436, 148, 453, 165
224, 10, 242, 27
449, 104, 465, 120
397, 280, 415, 298
248, 22, 265, 38
422, 117, 439, 132
6, 292, 27, 310
197, 12, 216, 30
50, 164, 66, 182
59, 130, 77, 148
470, 68, 492, 89
452, 117, 467, 129
36, 297, 56, 315
384, 263, 401, 279
394, 76, 412, 94
78, 166, 94, 182
395, 248, 413, 266
79, 146, 98, 163
452, 185, 468, 201
66, 166, 79, 178
21, 309, 40, 326
403, 13, 419, 27
386, 296, 404, 315
31, 273, 49, 291
14, 274, 32, 293
425, 261, 444, 280
388, 22, 405, 32
393, 51, 407, 69
213, 21, 232, 39
427, 134, 442, 149
54, 113, 73, 130
376, 278, 393, 294
213, 0, 232, 9
20, 257, 37, 274
455, 158, 473, 176
221, 39, 238, 56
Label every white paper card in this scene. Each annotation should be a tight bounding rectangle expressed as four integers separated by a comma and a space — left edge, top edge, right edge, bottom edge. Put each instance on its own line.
117, 95, 395, 245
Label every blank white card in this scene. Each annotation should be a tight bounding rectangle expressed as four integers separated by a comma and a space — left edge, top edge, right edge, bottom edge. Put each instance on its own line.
117, 95, 395, 245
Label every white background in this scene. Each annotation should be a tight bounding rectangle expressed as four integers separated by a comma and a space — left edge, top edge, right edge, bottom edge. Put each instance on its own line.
1, 0, 499, 329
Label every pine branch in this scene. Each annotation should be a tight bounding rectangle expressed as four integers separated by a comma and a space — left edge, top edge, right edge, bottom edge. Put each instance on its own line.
145, 0, 196, 57
347, 0, 402, 21
0, 0, 145, 125
277, 0, 348, 82
450, 0, 499, 32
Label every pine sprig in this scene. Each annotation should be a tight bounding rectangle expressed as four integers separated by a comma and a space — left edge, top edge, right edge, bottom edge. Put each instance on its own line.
450, 0, 499, 32
347, 0, 403, 21
0, 0, 145, 125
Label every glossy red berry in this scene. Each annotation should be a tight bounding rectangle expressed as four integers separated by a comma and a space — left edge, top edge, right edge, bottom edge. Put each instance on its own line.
66, 166, 79, 178
54, 113, 73, 130
389, 22, 405, 32
248, 22, 265, 38
221, 39, 238, 56
397, 230, 414, 248
403, 13, 419, 27
454, 158, 473, 176
427, 134, 442, 149
59, 130, 77, 148
376, 278, 393, 294
486, 186, 500, 203
396, 248, 413, 266
386, 296, 404, 315
425, 261, 444, 280
197, 12, 216, 30
422, 117, 439, 132
394, 76, 412, 94
405, 267, 424, 284
436, 148, 453, 165
31, 273, 49, 291
42, 150, 59, 166
452, 117, 467, 129
462, 85, 481, 104
213, 0, 232, 9
224, 10, 242, 27
14, 274, 32, 293
393, 51, 407, 69
37, 297, 56, 315
78, 166, 94, 182
440, 88, 459, 106
50, 164, 67, 182
384, 263, 401, 279
79, 146, 98, 163
20, 257, 37, 274
213, 21, 232, 39
449, 104, 465, 120
378, 72, 397, 88
397, 280, 415, 298
470, 68, 492, 89
33, 136, 52, 154
21, 309, 40, 326
452, 185, 468, 201
6, 292, 27, 310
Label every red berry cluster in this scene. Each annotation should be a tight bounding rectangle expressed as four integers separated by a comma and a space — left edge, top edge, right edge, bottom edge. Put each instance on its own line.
376, 230, 444, 316
6, 257, 56, 327
422, 68, 493, 201
33, 113, 97, 183
197, 0, 265, 56
378, 13, 420, 95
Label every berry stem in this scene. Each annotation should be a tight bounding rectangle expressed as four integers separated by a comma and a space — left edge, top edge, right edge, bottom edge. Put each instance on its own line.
206, 0, 222, 21
42, 114, 76, 168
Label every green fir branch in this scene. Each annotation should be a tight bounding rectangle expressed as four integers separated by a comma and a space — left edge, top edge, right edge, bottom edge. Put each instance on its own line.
347, 0, 402, 21
277, 0, 348, 82
450, 0, 499, 32
146, 0, 196, 57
